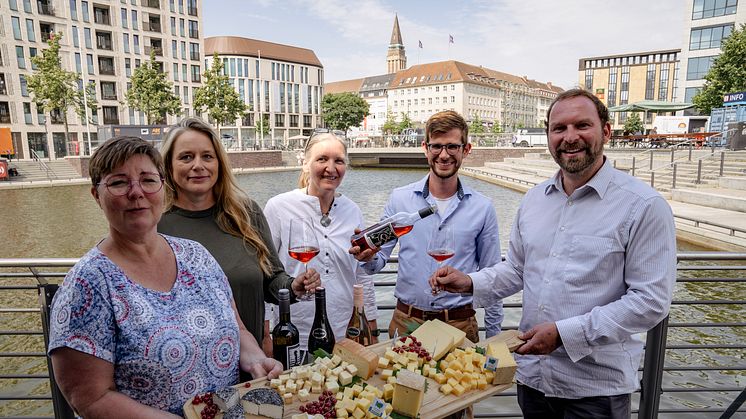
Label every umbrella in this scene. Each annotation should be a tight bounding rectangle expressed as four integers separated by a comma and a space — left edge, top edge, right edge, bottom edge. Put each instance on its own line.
608, 100, 694, 112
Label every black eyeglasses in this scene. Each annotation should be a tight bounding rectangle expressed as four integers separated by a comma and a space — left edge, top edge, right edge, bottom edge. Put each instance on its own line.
98, 173, 164, 196
426, 143, 465, 155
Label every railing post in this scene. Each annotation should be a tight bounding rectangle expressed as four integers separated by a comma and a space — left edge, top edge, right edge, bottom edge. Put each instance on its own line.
649, 150, 654, 170
720, 151, 725, 176
632, 156, 636, 177
688, 143, 693, 161
650, 171, 655, 188
39, 283, 76, 419
638, 316, 669, 419
696, 159, 703, 184
670, 148, 675, 163
672, 163, 677, 189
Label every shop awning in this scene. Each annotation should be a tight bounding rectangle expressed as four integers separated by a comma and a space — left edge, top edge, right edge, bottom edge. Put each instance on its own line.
608, 100, 695, 112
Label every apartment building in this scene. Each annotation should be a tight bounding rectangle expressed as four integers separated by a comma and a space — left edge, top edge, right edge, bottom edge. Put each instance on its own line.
0, 0, 203, 159
676, 0, 744, 115
204, 36, 324, 147
578, 49, 681, 131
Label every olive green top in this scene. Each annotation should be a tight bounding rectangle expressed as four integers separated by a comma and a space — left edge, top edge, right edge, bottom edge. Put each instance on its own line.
158, 200, 295, 345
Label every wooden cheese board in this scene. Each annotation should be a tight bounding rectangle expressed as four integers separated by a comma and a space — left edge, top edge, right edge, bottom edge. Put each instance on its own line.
184, 330, 523, 419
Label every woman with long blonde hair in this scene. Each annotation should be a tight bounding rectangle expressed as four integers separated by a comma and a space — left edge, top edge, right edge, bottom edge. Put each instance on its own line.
158, 118, 319, 371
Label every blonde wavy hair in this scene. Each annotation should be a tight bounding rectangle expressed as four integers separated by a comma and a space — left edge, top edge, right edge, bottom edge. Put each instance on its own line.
297, 132, 349, 188
161, 117, 272, 276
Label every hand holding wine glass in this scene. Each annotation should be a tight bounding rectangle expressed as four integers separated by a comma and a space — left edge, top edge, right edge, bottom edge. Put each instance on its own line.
288, 218, 320, 301
426, 225, 455, 296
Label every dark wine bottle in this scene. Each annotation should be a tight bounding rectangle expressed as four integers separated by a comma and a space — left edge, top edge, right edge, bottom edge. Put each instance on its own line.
271, 289, 302, 370
307, 287, 335, 361
350, 204, 437, 252
345, 284, 373, 346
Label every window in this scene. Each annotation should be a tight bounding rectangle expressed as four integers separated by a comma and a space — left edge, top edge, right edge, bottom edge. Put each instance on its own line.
24, 102, 32, 124
173, 63, 178, 81
182, 63, 187, 81
81, 0, 89, 21
25, 19, 35, 42
692, 0, 738, 19
658, 64, 670, 101
84, 28, 92, 48
690, 24, 734, 50
133, 35, 140, 54
685, 87, 700, 104
189, 42, 199, 60
70, 0, 77, 19
131, 10, 137, 29
72, 25, 79, 47
22, 0, 30, 12
11, 17, 22, 40
645, 64, 656, 100
169, 0, 174, 12
171, 17, 176, 34
9, 0, 17, 10
585, 68, 593, 90
19, 74, 28, 96
96, 31, 113, 50
74, 53, 82, 72
16, 46, 25, 69
190, 64, 200, 82
686, 56, 715, 80
102, 106, 119, 124
98, 56, 115, 75
179, 18, 185, 36
171, 40, 177, 58
125, 58, 132, 77
100, 82, 117, 100
180, 41, 186, 59
607, 68, 618, 108
188, 20, 198, 38
123, 34, 130, 53
121, 8, 128, 28
86, 53, 94, 74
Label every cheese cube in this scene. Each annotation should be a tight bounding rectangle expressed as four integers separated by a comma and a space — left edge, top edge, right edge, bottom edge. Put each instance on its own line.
406, 362, 418, 371
477, 378, 488, 390
392, 370, 426, 418
352, 407, 366, 419
452, 383, 466, 396
342, 398, 357, 413
346, 364, 359, 376
440, 383, 453, 395
383, 383, 394, 401
311, 372, 324, 385
282, 392, 293, 403
286, 381, 297, 394
378, 357, 390, 369
433, 373, 447, 384
269, 378, 282, 388
351, 384, 364, 397
380, 369, 393, 380
279, 373, 290, 382
326, 381, 340, 393
387, 376, 397, 384
311, 384, 321, 393
384, 350, 398, 361
298, 389, 311, 401
339, 370, 353, 386
331, 354, 342, 367
356, 397, 371, 411
447, 377, 458, 388
336, 408, 349, 418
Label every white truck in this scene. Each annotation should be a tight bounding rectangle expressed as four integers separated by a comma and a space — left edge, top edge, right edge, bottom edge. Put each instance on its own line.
512, 129, 548, 147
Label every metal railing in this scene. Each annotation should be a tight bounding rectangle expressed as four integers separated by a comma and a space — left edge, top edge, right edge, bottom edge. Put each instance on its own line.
30, 148, 57, 180
0, 254, 744, 418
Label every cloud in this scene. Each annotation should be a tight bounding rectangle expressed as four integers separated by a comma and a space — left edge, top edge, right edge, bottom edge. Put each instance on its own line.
243, 12, 278, 23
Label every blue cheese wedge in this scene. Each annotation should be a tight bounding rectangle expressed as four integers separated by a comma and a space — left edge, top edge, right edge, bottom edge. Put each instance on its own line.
212, 386, 239, 412
241, 388, 284, 418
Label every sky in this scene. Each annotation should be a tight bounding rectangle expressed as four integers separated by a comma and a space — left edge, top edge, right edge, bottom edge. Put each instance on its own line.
203, 0, 685, 89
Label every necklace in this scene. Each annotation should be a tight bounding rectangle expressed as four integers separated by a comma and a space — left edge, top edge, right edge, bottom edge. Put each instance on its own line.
308, 187, 334, 227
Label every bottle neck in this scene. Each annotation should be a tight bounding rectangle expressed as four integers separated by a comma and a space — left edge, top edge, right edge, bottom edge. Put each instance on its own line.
279, 297, 291, 323
353, 289, 364, 311
314, 293, 327, 321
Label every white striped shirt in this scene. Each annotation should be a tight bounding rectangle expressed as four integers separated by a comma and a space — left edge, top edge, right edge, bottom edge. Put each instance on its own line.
472, 158, 677, 398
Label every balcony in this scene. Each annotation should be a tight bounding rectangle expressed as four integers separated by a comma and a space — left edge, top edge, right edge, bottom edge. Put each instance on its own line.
93, 10, 111, 26
37, 1, 55, 16
98, 58, 115, 76
144, 45, 163, 57
143, 0, 160, 9
102, 106, 119, 124
39, 23, 54, 42
0, 75, 7, 95
96, 32, 113, 51
143, 21, 162, 33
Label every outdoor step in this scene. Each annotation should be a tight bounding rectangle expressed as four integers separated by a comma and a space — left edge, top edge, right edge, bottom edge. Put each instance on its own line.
671, 188, 746, 212
484, 161, 556, 178
719, 177, 746, 191
503, 157, 558, 169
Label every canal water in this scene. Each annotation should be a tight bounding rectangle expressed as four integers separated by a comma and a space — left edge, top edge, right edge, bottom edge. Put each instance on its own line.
0, 168, 742, 417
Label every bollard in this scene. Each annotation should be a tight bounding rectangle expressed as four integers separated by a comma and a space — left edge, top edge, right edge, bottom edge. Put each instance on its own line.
720, 152, 725, 176
650, 171, 655, 188
688, 143, 693, 161
672, 163, 677, 189
671, 148, 675, 163
649, 150, 654, 170
696, 159, 703, 184
632, 156, 636, 177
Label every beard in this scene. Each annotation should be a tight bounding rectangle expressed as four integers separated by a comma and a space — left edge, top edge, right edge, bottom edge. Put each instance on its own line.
551, 139, 604, 175
429, 156, 460, 179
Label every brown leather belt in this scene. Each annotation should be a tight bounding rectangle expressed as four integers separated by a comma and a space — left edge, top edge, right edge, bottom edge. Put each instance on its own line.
396, 300, 475, 322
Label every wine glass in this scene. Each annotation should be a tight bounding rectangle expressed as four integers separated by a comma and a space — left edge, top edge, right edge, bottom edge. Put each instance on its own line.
426, 225, 455, 296
288, 218, 320, 301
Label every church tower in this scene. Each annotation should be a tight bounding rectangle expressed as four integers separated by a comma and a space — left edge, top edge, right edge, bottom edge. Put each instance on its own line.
387, 14, 407, 74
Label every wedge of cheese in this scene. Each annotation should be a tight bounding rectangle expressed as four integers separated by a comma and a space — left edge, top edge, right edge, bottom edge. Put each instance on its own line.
332, 338, 378, 379
391, 369, 426, 418
485, 341, 517, 385
410, 320, 454, 360
429, 318, 467, 347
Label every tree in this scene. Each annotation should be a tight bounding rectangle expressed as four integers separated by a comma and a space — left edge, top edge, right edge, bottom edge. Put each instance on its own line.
469, 114, 485, 134
193, 53, 247, 132
490, 122, 503, 134
321, 92, 370, 135
624, 112, 644, 134
125, 51, 181, 124
255, 114, 269, 139
693, 23, 746, 114
397, 112, 413, 133
382, 108, 398, 134
27, 32, 97, 153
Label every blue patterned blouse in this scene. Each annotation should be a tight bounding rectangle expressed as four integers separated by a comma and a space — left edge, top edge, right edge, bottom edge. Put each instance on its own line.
48, 235, 240, 415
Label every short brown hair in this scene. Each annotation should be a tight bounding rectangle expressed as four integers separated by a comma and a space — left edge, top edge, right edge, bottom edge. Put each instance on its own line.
545, 88, 609, 133
426, 110, 469, 145
89, 136, 163, 186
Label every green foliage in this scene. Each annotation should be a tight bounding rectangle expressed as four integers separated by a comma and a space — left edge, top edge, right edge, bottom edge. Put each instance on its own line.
311, 348, 331, 359
193, 53, 247, 131
26, 32, 97, 147
469, 114, 485, 134
623, 112, 644, 134
321, 92, 370, 135
125, 51, 181, 124
693, 23, 746, 114
490, 122, 503, 134
382, 108, 399, 134
255, 114, 269, 138
398, 112, 413, 133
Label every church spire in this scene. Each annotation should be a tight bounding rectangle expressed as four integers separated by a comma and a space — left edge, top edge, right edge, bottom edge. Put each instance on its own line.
387, 14, 407, 74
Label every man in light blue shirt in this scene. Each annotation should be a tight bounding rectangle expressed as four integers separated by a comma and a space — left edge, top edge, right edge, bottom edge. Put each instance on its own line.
351, 110, 503, 343
432, 89, 676, 418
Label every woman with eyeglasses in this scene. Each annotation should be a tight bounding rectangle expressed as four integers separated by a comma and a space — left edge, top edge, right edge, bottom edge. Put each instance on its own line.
263, 132, 379, 356
47, 136, 282, 418
157, 118, 320, 369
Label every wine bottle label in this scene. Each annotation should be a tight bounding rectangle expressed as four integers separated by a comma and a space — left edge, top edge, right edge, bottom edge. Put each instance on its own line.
311, 328, 328, 340
363, 223, 396, 248
286, 343, 304, 368
346, 327, 361, 339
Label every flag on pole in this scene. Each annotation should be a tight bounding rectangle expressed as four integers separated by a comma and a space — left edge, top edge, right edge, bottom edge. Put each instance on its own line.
418, 40, 423, 48
449, 34, 454, 44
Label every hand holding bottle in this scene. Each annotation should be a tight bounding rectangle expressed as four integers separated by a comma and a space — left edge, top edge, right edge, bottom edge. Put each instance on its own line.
349, 204, 437, 259
348, 228, 379, 262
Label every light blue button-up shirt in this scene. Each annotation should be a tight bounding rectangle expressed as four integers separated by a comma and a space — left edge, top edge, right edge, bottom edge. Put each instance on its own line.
471, 158, 677, 398
363, 175, 504, 336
